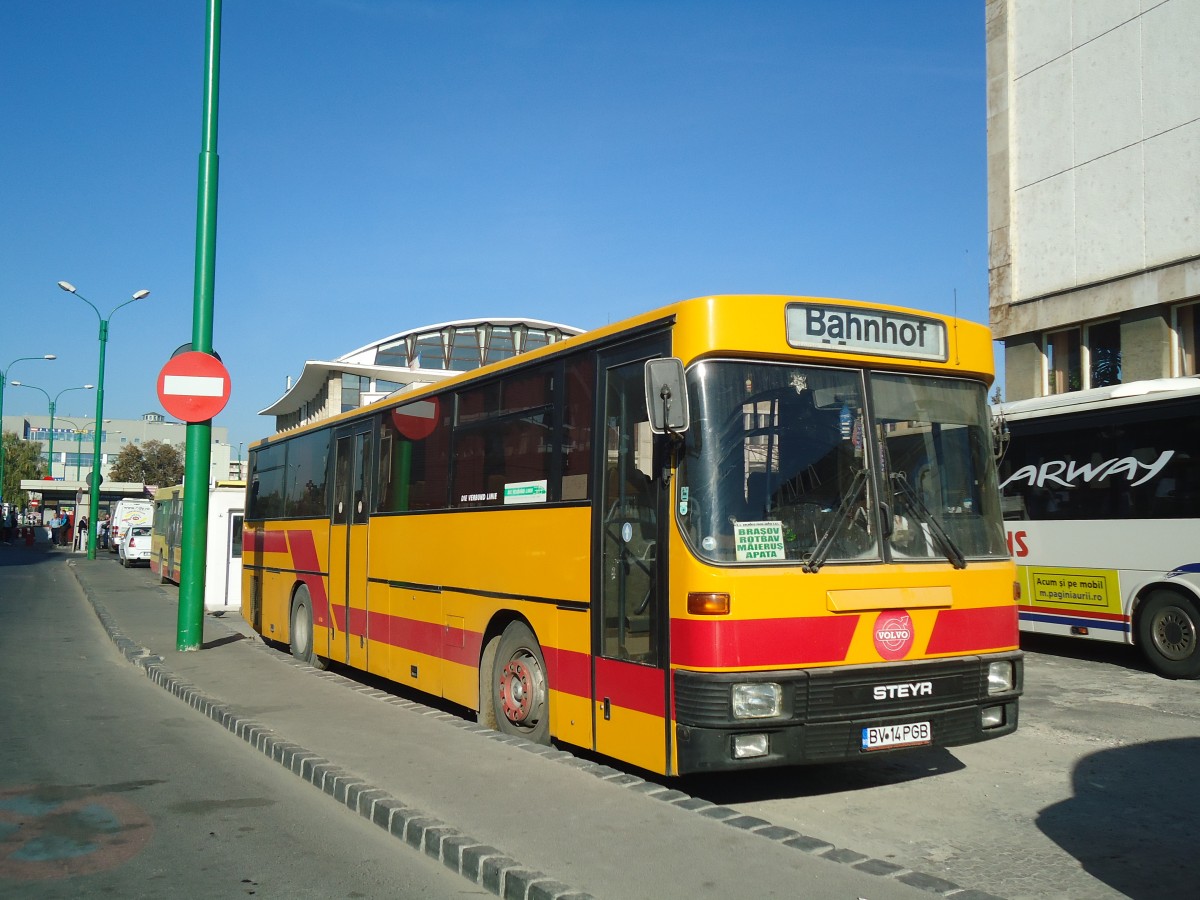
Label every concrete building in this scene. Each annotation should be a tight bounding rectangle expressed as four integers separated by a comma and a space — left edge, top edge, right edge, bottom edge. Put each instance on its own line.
1, 410, 235, 485
260, 317, 583, 433
987, 0, 1200, 400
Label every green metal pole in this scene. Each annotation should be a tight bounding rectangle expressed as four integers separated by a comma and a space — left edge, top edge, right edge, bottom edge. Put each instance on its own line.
178, 0, 223, 651
88, 322, 108, 559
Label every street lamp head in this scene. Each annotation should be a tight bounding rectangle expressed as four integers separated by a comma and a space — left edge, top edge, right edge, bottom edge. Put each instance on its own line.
57, 281, 77, 294
83, 384, 95, 390
132, 289, 150, 301
43, 354, 57, 360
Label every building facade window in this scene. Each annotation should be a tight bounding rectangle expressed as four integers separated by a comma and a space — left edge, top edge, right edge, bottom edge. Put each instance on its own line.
341, 373, 369, 413
1044, 321, 1122, 395
1045, 328, 1081, 395
1086, 319, 1121, 389
1174, 302, 1200, 376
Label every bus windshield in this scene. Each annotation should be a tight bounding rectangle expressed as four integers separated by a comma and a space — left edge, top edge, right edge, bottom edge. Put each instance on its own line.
677, 361, 1007, 567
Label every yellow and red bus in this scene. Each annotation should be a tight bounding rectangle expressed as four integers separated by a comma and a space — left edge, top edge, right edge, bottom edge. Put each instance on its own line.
242, 295, 1022, 775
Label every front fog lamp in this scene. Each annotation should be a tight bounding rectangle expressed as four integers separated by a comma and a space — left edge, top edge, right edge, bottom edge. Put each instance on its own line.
732, 734, 770, 759
982, 705, 1005, 729
987, 660, 1015, 695
732, 682, 782, 719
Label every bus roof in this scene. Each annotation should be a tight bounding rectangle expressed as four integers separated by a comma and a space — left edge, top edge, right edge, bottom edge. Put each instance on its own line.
251, 294, 994, 449
996, 376, 1200, 421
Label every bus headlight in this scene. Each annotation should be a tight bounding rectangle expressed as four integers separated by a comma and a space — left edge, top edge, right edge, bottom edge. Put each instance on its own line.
987, 660, 1015, 695
732, 682, 782, 719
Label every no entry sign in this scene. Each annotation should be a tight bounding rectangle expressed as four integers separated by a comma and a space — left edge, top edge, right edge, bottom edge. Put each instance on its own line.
157, 351, 232, 422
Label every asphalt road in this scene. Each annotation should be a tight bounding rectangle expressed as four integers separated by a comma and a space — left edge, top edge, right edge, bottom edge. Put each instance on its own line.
0, 549, 481, 899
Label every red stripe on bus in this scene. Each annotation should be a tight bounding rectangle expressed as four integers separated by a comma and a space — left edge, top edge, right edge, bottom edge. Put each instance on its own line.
670, 615, 859, 668
359, 610, 593, 701
925, 605, 1019, 654
244, 529, 287, 554
546, 647, 591, 700
285, 530, 332, 629
363, 611, 483, 668
595, 656, 666, 717
1018, 604, 1127, 622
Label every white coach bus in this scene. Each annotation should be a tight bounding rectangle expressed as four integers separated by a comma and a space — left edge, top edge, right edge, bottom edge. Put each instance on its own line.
996, 377, 1200, 678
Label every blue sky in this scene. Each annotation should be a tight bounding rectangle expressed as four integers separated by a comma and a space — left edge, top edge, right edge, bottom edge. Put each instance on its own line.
1, 1, 995, 451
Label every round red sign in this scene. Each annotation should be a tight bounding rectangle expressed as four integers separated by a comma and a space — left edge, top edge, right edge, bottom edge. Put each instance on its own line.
873, 611, 915, 660
156, 351, 232, 422
391, 397, 440, 441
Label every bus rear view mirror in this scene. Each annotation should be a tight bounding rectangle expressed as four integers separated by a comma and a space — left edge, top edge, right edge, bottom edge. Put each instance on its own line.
645, 358, 690, 434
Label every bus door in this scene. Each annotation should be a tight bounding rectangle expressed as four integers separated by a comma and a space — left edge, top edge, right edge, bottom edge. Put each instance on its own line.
329, 421, 374, 670
593, 341, 671, 773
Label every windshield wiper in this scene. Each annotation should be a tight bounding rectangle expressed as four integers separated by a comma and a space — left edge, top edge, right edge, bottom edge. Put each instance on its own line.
889, 472, 966, 569
804, 467, 869, 573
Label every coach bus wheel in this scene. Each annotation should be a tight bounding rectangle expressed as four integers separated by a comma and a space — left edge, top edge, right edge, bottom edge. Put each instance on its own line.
290, 586, 328, 671
491, 622, 550, 745
1136, 591, 1200, 679
158, 554, 169, 584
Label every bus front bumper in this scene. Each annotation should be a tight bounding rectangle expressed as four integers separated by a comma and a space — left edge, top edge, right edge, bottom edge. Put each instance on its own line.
673, 652, 1023, 774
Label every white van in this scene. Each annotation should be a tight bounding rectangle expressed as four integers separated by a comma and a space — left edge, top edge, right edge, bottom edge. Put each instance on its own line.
110, 498, 153, 554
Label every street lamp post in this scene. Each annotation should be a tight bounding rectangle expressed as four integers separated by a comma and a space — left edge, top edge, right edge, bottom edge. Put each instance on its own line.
10, 382, 95, 479
74, 422, 115, 481
57, 281, 151, 559
0, 354, 55, 507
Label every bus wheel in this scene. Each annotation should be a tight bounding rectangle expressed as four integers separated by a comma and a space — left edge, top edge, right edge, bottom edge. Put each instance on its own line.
158, 555, 169, 584
491, 622, 549, 745
1137, 591, 1200, 679
290, 586, 328, 671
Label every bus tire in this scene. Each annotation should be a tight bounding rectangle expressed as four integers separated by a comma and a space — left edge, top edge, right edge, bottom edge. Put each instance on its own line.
1136, 590, 1200, 679
158, 554, 170, 584
477, 634, 500, 730
290, 585, 328, 670
489, 621, 550, 745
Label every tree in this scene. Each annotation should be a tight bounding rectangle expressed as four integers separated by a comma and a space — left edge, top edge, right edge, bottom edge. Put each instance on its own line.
108, 441, 185, 487
142, 440, 185, 487
1, 431, 46, 506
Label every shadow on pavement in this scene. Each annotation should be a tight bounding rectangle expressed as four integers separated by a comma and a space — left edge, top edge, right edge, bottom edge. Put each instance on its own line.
1037, 737, 1200, 898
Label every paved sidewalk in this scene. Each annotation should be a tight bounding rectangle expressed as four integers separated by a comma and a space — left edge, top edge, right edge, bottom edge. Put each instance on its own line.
59, 549, 999, 900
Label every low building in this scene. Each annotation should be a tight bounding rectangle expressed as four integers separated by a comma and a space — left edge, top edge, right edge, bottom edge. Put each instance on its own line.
259, 317, 583, 433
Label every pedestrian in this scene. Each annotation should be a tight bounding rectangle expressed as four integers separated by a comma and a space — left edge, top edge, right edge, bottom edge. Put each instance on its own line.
76, 516, 88, 551
3, 507, 16, 545
99, 515, 111, 550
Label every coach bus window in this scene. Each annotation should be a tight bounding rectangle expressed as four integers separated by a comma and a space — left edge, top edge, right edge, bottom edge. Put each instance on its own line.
285, 429, 331, 517
871, 373, 1006, 562
998, 402, 1200, 521
248, 443, 286, 520
677, 361, 876, 565
561, 355, 594, 501
452, 367, 555, 508
376, 397, 452, 512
